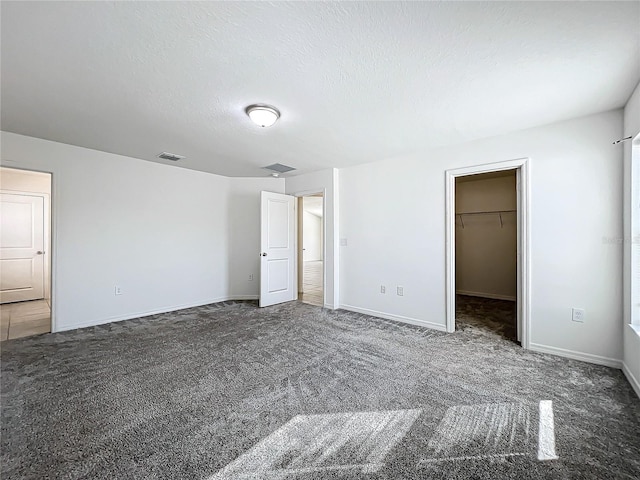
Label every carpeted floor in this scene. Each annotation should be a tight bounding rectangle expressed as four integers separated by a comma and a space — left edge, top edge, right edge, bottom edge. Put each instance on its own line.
455, 294, 518, 342
1, 300, 639, 479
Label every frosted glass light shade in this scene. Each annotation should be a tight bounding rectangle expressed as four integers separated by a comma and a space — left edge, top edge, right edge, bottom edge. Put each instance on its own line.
246, 104, 280, 127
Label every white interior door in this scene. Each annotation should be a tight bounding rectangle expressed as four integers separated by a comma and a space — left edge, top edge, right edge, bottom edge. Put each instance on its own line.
0, 193, 45, 303
260, 191, 296, 307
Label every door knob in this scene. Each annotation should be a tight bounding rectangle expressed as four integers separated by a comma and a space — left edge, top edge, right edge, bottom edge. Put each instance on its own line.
261, 252, 267, 256
36, 251, 44, 255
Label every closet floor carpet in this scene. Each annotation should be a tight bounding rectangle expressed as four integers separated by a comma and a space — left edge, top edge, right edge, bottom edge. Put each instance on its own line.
1, 301, 639, 479
455, 294, 518, 342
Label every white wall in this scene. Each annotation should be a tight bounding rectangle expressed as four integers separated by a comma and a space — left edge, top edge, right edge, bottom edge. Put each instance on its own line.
303, 210, 322, 261
0, 132, 282, 332
340, 110, 624, 365
1, 167, 52, 301
227, 177, 285, 299
455, 174, 517, 300
285, 169, 339, 308
623, 80, 640, 396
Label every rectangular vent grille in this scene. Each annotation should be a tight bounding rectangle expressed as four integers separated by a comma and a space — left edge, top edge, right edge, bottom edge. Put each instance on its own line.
263, 163, 296, 173
157, 152, 185, 161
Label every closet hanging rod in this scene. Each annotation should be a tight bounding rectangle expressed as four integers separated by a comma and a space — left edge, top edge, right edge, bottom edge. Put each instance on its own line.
456, 209, 516, 216
456, 209, 516, 229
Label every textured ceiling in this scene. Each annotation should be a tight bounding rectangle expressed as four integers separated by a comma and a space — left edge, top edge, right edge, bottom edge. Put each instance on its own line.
1, 1, 639, 177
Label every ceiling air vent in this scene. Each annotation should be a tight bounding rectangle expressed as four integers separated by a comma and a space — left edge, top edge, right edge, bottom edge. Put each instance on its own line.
157, 152, 185, 161
263, 163, 296, 174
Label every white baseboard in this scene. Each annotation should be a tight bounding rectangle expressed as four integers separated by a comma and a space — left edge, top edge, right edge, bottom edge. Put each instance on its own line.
227, 295, 259, 301
54, 296, 253, 333
622, 363, 640, 399
456, 290, 516, 302
529, 342, 622, 369
339, 304, 447, 332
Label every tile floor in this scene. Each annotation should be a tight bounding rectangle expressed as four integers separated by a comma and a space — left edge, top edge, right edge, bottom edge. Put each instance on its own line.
299, 260, 323, 307
1, 299, 51, 341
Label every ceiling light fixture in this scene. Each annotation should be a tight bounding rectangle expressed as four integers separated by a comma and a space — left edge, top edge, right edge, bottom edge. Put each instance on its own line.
246, 104, 280, 127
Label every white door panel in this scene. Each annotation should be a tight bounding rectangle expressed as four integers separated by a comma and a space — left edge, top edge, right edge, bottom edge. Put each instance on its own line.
0, 193, 45, 303
260, 191, 296, 307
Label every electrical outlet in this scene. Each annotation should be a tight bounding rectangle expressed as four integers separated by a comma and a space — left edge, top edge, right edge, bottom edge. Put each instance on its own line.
340, 238, 348, 246
397, 286, 404, 296
572, 308, 585, 323
380, 285, 386, 294
114, 286, 123, 296
248, 274, 254, 281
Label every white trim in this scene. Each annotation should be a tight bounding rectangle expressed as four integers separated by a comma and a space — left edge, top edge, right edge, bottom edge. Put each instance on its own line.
339, 304, 447, 332
622, 362, 640, 399
455, 290, 516, 302
332, 168, 340, 309
54, 296, 255, 332
630, 133, 640, 330
529, 342, 622, 369
445, 158, 531, 350
228, 295, 259, 301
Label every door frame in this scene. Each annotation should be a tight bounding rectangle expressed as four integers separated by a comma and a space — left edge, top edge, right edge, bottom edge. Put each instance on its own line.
293, 188, 327, 308
0, 167, 55, 332
445, 158, 531, 349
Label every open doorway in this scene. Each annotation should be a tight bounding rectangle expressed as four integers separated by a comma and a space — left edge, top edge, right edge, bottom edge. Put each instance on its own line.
0, 167, 52, 340
297, 194, 324, 306
446, 159, 530, 348
454, 170, 518, 342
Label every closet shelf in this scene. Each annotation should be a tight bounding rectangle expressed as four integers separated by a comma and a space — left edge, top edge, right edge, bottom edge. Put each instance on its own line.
456, 209, 516, 229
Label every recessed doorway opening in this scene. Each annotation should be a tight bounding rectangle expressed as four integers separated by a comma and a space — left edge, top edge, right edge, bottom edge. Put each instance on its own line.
455, 170, 518, 343
1, 167, 53, 340
446, 158, 531, 349
297, 193, 324, 307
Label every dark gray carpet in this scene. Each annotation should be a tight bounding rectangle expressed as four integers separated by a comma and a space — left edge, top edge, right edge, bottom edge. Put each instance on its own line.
1, 300, 639, 479
456, 294, 518, 342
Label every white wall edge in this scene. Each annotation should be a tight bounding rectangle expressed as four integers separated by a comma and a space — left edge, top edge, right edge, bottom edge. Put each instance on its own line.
339, 304, 447, 332
622, 362, 640, 399
324, 303, 336, 310
54, 296, 253, 332
332, 168, 340, 309
456, 290, 517, 302
529, 342, 622, 369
